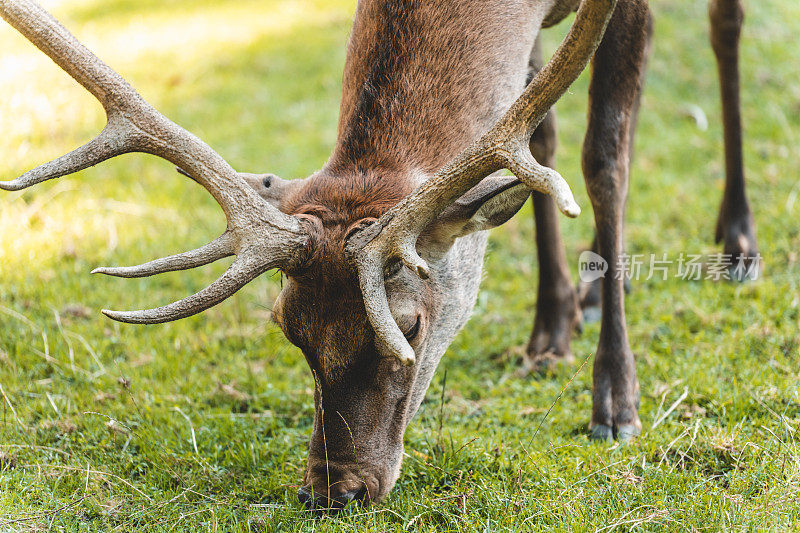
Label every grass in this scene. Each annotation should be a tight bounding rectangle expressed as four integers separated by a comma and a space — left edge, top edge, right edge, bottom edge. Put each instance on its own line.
1, 0, 799, 530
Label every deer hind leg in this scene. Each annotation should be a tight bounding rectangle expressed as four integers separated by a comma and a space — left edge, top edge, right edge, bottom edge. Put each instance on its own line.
582, 0, 652, 441
710, 0, 759, 279
524, 36, 581, 372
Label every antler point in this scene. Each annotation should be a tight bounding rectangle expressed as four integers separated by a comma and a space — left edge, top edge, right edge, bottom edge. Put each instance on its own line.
564, 202, 581, 218
101, 309, 135, 323
398, 346, 416, 366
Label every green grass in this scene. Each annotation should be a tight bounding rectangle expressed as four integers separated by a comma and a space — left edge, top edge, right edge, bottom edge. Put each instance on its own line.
1, 0, 799, 530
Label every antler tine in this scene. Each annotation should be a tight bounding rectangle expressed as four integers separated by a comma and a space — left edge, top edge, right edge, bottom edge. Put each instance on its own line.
91, 232, 235, 278
101, 255, 267, 324
347, 0, 619, 365
1, 0, 311, 322
0, 121, 129, 191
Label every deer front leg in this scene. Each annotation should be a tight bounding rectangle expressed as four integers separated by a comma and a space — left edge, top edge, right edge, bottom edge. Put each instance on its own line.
710, 0, 759, 279
525, 110, 582, 370
583, 0, 651, 441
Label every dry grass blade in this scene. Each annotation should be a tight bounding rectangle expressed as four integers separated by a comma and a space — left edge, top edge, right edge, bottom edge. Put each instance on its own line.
652, 387, 689, 430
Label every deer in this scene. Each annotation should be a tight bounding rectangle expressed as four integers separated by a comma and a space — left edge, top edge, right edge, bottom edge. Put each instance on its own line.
1, 0, 757, 509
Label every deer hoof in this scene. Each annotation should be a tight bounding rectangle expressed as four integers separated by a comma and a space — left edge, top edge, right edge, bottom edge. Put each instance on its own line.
589, 423, 640, 442
616, 424, 641, 442
717, 211, 760, 281
526, 284, 581, 371
298, 486, 367, 512
589, 424, 614, 442
519, 351, 576, 377
725, 234, 760, 282
581, 305, 602, 325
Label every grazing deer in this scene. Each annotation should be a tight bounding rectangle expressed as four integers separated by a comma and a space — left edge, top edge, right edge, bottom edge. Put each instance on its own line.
1, 0, 755, 508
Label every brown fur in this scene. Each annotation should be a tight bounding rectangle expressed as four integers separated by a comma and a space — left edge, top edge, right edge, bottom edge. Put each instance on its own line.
278, 170, 413, 376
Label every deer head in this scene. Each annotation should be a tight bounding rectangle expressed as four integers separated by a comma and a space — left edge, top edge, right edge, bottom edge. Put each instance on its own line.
1, 0, 616, 509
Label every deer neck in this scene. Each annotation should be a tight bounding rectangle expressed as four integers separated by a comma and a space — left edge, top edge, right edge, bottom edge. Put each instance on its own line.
326, 0, 553, 177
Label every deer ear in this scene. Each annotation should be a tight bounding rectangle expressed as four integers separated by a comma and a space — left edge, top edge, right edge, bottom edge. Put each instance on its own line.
417, 175, 531, 258
240, 173, 307, 210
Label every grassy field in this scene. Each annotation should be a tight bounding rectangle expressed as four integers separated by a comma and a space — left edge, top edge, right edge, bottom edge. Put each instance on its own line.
1, 0, 799, 530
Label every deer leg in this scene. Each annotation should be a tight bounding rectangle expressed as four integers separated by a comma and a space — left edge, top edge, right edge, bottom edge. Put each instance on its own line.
579, 16, 646, 321
710, 0, 759, 279
582, 0, 652, 441
524, 37, 581, 371
525, 112, 582, 369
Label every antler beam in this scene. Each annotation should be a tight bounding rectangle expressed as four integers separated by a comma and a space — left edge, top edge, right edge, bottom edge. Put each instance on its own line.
0, 0, 311, 322
347, 0, 619, 365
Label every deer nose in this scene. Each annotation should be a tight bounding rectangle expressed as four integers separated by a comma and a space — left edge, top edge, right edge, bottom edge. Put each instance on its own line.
297, 486, 367, 510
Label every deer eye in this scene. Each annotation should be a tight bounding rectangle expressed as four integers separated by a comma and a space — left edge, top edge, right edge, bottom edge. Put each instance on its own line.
403, 315, 421, 340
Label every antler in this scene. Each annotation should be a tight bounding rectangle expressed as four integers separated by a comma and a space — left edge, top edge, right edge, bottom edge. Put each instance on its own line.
347, 0, 619, 366
0, 0, 311, 323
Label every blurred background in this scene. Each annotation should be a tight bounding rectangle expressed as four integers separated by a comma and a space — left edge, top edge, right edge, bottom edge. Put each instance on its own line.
0, 0, 799, 529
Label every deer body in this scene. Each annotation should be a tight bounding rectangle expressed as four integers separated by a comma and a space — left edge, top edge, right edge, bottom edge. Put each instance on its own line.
2, 0, 757, 511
